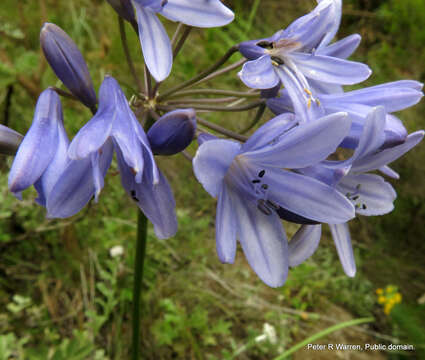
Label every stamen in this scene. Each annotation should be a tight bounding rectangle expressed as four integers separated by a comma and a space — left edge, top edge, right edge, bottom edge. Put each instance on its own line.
270, 56, 284, 65
258, 170, 265, 178
252, 179, 261, 184
304, 88, 312, 96
257, 199, 273, 216
261, 184, 269, 190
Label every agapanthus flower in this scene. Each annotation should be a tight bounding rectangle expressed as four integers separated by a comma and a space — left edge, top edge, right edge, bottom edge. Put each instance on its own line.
193, 112, 356, 287
8, 88, 113, 218
40, 23, 97, 111
147, 108, 197, 155
267, 80, 424, 148
0, 125, 22, 156
289, 107, 424, 276
238, 0, 370, 94
132, 0, 234, 81
68, 75, 177, 239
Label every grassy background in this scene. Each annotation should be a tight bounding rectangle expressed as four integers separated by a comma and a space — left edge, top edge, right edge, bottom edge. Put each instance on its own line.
0, 0, 424, 359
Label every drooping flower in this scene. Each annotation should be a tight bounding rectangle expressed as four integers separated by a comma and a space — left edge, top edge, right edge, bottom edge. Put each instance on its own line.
68, 75, 177, 239
238, 0, 370, 93
8, 88, 113, 217
40, 23, 97, 111
132, 0, 234, 81
193, 112, 355, 287
0, 125, 22, 156
289, 107, 424, 276
147, 108, 197, 155
267, 80, 424, 148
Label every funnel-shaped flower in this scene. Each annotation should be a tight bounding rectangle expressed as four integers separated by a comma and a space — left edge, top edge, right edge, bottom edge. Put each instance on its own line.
7, 88, 113, 217
238, 0, 370, 93
133, 0, 234, 81
0, 125, 23, 156
40, 23, 97, 111
193, 112, 355, 287
147, 108, 196, 155
290, 107, 424, 277
68, 75, 177, 239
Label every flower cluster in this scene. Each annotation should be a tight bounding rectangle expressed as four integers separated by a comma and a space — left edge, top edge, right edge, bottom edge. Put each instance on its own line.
1, 0, 423, 288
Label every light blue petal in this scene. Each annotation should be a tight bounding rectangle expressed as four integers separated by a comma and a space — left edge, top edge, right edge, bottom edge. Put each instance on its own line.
351, 106, 386, 162
316, 0, 342, 48
320, 81, 423, 113
329, 223, 356, 277
290, 52, 372, 85
264, 168, 355, 224
68, 77, 115, 159
351, 131, 424, 173
216, 185, 237, 263
35, 114, 70, 206
317, 34, 361, 58
289, 224, 322, 267
134, 2, 172, 82
160, 0, 234, 27
337, 174, 396, 216
238, 55, 280, 89
241, 113, 297, 152
379, 165, 399, 180
230, 190, 288, 288
116, 145, 177, 239
244, 112, 351, 169
8, 89, 60, 197
193, 139, 241, 198
46, 140, 113, 218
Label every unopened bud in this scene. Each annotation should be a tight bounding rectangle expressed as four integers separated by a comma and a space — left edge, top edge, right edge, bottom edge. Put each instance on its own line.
40, 23, 97, 111
147, 109, 197, 155
0, 125, 23, 156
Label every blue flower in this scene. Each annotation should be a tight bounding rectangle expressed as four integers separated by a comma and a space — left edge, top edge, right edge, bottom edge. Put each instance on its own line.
8, 88, 113, 217
40, 23, 97, 111
132, 0, 234, 81
193, 112, 355, 287
68, 75, 177, 238
0, 125, 22, 156
290, 107, 424, 276
238, 0, 370, 93
267, 80, 424, 148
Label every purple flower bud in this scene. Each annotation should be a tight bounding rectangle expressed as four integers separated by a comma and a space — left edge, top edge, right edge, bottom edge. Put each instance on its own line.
147, 109, 197, 156
0, 125, 23, 156
106, 0, 138, 30
40, 23, 97, 111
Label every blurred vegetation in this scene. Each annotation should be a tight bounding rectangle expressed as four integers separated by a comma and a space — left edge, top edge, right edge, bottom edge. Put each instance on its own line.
0, 0, 424, 359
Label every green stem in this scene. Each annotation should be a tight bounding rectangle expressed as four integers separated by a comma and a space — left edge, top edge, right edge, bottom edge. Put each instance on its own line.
158, 45, 240, 101
197, 117, 248, 142
132, 210, 148, 360
157, 100, 265, 113
240, 103, 266, 134
167, 88, 260, 99
273, 317, 374, 360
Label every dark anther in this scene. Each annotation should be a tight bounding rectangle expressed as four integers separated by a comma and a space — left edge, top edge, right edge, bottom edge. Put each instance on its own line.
130, 190, 139, 202
266, 200, 279, 210
362, 204, 367, 210
257, 199, 272, 216
261, 184, 269, 190
270, 56, 284, 65
252, 179, 261, 184
256, 40, 273, 49
258, 170, 265, 178
352, 195, 359, 201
